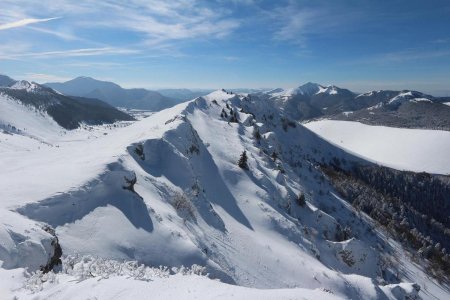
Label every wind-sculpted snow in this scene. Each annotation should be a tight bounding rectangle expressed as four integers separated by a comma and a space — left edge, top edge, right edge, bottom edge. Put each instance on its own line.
16, 165, 153, 232
0, 212, 55, 270
0, 89, 448, 299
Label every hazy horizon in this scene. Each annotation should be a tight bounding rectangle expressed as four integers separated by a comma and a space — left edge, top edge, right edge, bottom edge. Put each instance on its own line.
1, 1, 450, 96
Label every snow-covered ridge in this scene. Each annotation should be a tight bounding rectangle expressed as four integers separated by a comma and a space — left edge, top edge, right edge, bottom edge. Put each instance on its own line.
356, 91, 376, 98
1, 89, 448, 299
388, 91, 433, 105
270, 82, 346, 98
9, 80, 45, 93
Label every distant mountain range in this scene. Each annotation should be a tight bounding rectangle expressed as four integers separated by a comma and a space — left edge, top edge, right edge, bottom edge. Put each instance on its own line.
3, 73, 450, 130
156, 88, 214, 101
0, 75, 133, 130
45, 77, 184, 111
262, 82, 450, 130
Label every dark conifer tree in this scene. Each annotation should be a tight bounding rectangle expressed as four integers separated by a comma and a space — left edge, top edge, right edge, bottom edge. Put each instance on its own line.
238, 150, 249, 170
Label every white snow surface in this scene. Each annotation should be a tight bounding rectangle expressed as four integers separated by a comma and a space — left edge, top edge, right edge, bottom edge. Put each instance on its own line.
316, 85, 338, 95
270, 83, 340, 98
9, 80, 43, 93
0, 265, 342, 300
304, 120, 450, 174
0, 90, 449, 299
0, 93, 64, 142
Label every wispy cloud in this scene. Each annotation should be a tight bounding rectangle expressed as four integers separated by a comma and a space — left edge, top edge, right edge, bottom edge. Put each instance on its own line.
344, 49, 450, 65
264, 2, 366, 47
380, 49, 450, 62
0, 47, 139, 60
270, 8, 317, 45
1, 1, 240, 43
0, 17, 59, 30
84, 1, 240, 44
22, 72, 71, 83
62, 62, 124, 68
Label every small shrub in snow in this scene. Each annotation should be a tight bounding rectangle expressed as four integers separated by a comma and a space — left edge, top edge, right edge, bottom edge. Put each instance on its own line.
25, 255, 209, 293
188, 144, 200, 155
173, 192, 195, 220
296, 193, 306, 207
171, 264, 207, 276
238, 151, 249, 170
253, 127, 261, 141
271, 151, 278, 161
335, 225, 353, 242
339, 250, 355, 267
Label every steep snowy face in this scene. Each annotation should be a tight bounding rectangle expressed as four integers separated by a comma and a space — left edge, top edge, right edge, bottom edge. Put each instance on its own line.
9, 80, 57, 95
0, 89, 448, 299
0, 92, 63, 141
0, 79, 134, 133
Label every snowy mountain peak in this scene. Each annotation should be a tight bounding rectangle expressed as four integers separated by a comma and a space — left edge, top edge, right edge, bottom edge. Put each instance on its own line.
268, 82, 325, 97
296, 82, 324, 95
10, 80, 43, 93
203, 89, 239, 102
276, 83, 347, 97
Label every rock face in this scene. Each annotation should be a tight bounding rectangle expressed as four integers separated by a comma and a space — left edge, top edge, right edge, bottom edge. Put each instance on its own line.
40, 226, 62, 273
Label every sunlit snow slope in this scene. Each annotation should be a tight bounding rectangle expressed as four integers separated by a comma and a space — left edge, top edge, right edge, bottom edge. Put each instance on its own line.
0, 90, 448, 299
305, 120, 450, 174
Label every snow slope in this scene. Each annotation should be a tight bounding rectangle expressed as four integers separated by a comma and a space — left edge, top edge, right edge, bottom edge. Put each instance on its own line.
0, 90, 448, 299
1, 257, 343, 300
304, 120, 450, 174
0, 92, 64, 142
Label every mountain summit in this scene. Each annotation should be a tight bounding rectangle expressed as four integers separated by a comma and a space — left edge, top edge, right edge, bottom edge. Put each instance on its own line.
45, 77, 182, 111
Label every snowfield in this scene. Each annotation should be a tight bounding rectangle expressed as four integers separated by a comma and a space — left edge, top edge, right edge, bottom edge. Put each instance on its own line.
0, 90, 449, 299
304, 120, 450, 174
1, 256, 343, 300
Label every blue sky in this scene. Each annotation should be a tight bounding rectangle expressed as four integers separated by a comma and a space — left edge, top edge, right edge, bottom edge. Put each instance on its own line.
0, 0, 449, 95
